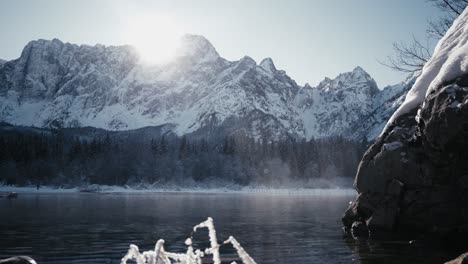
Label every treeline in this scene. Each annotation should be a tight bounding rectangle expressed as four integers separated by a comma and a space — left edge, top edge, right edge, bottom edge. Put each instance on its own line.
0, 130, 368, 188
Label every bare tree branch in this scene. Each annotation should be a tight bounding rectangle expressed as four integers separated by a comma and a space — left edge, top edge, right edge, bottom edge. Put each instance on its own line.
379, 36, 431, 73
427, 0, 467, 15
382, 0, 467, 73
427, 16, 453, 38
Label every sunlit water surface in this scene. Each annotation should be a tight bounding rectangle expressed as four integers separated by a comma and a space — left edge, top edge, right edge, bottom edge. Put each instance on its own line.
0, 192, 463, 263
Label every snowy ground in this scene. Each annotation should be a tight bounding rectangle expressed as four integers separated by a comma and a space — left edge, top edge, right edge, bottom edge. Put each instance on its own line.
0, 184, 355, 195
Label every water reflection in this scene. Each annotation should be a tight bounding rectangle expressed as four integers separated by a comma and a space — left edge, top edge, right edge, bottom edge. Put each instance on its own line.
0, 192, 464, 263
344, 231, 466, 264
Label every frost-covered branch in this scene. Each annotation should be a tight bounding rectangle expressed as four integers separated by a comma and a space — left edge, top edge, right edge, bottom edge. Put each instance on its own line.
121, 244, 146, 264
121, 217, 256, 264
223, 236, 257, 264
193, 217, 221, 264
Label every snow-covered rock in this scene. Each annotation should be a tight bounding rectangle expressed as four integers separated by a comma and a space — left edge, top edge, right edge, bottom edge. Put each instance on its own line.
343, 7, 468, 235
0, 35, 409, 140
385, 7, 468, 130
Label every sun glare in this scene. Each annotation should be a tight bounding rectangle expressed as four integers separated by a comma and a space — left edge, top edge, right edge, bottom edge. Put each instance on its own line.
124, 14, 184, 64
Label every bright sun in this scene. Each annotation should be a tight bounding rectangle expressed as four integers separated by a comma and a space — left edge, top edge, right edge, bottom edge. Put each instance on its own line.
124, 14, 184, 64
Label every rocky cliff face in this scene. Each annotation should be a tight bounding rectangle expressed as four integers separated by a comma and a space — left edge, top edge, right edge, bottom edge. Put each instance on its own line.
343, 8, 468, 236
0, 35, 410, 140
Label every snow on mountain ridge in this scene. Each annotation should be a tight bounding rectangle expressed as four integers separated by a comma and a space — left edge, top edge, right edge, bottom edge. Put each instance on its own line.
259, 58, 277, 74
176, 34, 221, 63
0, 36, 410, 140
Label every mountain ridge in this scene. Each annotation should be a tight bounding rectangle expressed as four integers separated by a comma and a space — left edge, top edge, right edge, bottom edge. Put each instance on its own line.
0, 35, 413, 140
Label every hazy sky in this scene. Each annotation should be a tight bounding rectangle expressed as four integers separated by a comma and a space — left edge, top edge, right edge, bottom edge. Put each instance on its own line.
0, 0, 442, 87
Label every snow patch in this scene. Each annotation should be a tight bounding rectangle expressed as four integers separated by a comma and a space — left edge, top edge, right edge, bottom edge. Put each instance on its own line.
259, 58, 276, 74
382, 141, 404, 151
385, 7, 468, 131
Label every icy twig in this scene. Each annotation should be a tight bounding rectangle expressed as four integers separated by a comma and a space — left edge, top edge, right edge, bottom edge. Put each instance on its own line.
223, 236, 257, 264
193, 217, 221, 264
121, 244, 145, 264
121, 217, 256, 264
153, 239, 171, 264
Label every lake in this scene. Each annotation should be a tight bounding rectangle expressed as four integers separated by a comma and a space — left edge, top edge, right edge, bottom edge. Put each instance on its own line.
0, 191, 463, 263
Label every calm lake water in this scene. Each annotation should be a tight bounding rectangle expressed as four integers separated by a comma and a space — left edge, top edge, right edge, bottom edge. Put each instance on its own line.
0, 192, 463, 263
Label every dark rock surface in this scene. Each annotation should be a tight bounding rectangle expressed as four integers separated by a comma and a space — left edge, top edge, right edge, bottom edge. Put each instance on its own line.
343, 74, 468, 237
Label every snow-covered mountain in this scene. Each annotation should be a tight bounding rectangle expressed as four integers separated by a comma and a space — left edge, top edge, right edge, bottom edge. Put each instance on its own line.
0, 35, 412, 140
346, 74, 417, 139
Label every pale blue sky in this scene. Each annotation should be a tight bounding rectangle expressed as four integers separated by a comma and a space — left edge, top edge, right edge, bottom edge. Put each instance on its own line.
0, 0, 442, 87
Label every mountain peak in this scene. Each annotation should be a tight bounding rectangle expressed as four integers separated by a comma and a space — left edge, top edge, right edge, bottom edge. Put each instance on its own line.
315, 66, 378, 94
351, 66, 371, 78
24, 38, 64, 49
259, 58, 277, 73
51, 38, 64, 44
19, 38, 66, 61
177, 34, 220, 63
353, 66, 365, 73
180, 34, 212, 46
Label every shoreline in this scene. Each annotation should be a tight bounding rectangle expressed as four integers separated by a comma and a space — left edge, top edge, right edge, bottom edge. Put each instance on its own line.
0, 185, 356, 195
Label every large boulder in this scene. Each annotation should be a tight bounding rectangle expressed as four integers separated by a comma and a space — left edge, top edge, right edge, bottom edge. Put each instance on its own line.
343, 7, 468, 237
343, 75, 468, 236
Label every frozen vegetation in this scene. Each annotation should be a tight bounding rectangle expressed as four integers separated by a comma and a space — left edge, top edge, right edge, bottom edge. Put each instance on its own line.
121, 217, 256, 264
